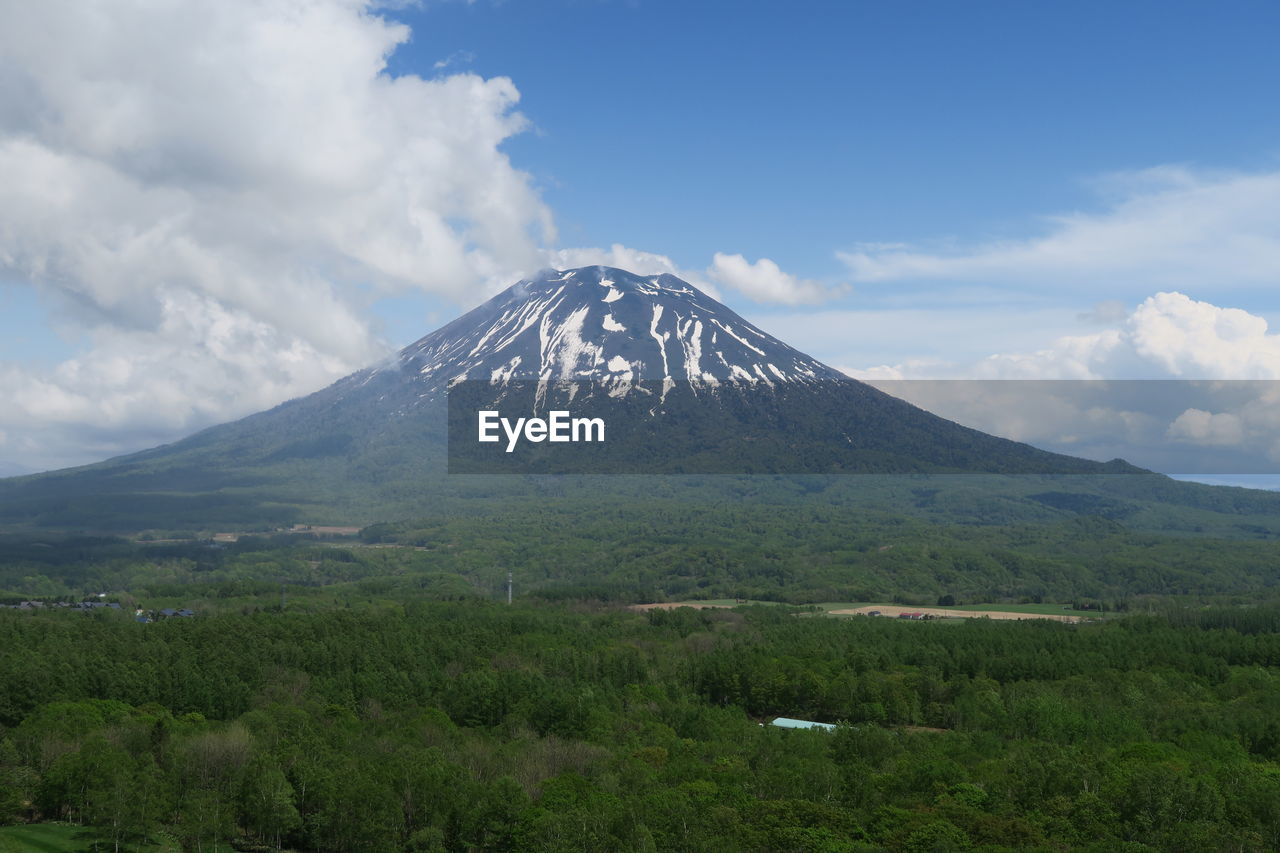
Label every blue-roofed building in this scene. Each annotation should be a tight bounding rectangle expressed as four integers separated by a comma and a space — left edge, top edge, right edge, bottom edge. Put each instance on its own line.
769, 717, 838, 732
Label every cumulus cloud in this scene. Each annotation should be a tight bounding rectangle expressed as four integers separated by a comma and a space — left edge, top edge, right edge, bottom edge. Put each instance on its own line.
0, 0, 554, 470
837, 165, 1280, 294
1127, 293, 1280, 378
1166, 409, 1246, 446
707, 253, 840, 305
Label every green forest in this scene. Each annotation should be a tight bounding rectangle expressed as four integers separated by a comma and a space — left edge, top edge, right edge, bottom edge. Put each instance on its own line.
3, 601, 1280, 851
3, 497, 1280, 851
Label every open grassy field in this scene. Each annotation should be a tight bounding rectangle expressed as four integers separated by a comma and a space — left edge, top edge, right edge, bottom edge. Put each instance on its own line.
0, 824, 102, 853
0, 824, 189, 853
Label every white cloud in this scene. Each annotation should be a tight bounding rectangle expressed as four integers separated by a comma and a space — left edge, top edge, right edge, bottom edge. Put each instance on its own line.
837, 165, 1280, 295
708, 253, 840, 305
433, 50, 476, 71
1127, 292, 1280, 378
1166, 409, 1245, 446
0, 0, 554, 470
0, 291, 359, 472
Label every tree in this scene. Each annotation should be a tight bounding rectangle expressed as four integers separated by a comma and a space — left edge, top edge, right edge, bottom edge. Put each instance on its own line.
240, 756, 300, 852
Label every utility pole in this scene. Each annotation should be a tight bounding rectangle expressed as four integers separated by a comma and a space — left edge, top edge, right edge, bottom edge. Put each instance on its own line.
280, 583, 286, 611
507, 571, 513, 605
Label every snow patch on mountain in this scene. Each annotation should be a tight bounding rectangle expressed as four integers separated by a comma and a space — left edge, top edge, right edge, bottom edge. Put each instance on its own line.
389, 266, 843, 398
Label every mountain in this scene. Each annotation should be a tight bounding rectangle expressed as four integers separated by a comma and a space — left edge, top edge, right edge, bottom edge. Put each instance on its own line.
355, 265, 1138, 475
1, 266, 1279, 532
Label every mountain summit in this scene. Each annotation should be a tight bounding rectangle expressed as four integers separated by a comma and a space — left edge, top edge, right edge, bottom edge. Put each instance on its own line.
384, 266, 841, 397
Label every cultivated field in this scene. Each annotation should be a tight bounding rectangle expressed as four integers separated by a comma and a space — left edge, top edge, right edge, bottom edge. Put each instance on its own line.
629, 601, 737, 611
629, 599, 1098, 623
828, 604, 1085, 623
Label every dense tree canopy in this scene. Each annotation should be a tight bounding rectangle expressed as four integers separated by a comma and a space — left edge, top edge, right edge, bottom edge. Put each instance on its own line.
2, 602, 1280, 851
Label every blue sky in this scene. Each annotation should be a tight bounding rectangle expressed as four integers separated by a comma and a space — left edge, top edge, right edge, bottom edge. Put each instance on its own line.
2, 0, 1280, 474
387, 0, 1280, 283
367, 0, 1280, 373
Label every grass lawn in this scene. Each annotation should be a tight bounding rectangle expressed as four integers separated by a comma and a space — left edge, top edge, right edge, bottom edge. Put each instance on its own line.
0, 824, 99, 853
0, 824, 186, 853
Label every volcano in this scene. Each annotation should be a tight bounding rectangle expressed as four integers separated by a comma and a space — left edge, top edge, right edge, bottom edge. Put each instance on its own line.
0, 266, 1274, 530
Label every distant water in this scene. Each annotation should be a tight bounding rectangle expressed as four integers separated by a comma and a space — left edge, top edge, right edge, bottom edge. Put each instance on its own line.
1169, 474, 1280, 491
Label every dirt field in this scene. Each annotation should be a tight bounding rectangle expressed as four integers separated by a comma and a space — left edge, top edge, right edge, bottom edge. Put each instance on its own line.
626, 601, 1088, 623
830, 605, 1083, 623
628, 602, 736, 611
289, 524, 362, 536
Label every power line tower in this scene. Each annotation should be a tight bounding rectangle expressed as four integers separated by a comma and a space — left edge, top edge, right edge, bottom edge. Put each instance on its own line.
507, 571, 513, 605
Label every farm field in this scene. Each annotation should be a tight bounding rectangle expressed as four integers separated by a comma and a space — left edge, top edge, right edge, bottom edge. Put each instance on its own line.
827, 604, 1085, 622
632, 598, 1106, 621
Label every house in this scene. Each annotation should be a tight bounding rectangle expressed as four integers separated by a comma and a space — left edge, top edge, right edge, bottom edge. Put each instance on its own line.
72, 601, 123, 613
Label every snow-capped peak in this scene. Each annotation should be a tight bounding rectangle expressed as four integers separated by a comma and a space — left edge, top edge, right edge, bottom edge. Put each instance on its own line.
395, 266, 843, 395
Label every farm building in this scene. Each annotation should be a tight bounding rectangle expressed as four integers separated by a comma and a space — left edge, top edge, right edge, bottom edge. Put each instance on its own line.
769, 717, 837, 732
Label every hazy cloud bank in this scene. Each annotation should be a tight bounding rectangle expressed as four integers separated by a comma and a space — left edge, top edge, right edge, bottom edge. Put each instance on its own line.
844, 293, 1280, 472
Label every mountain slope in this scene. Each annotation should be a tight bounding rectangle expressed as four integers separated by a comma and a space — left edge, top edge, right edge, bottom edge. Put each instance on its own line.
0, 266, 1278, 532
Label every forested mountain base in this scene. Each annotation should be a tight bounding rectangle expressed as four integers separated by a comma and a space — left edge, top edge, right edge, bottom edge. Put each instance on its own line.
4, 498, 1280, 609
2, 602, 1280, 852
